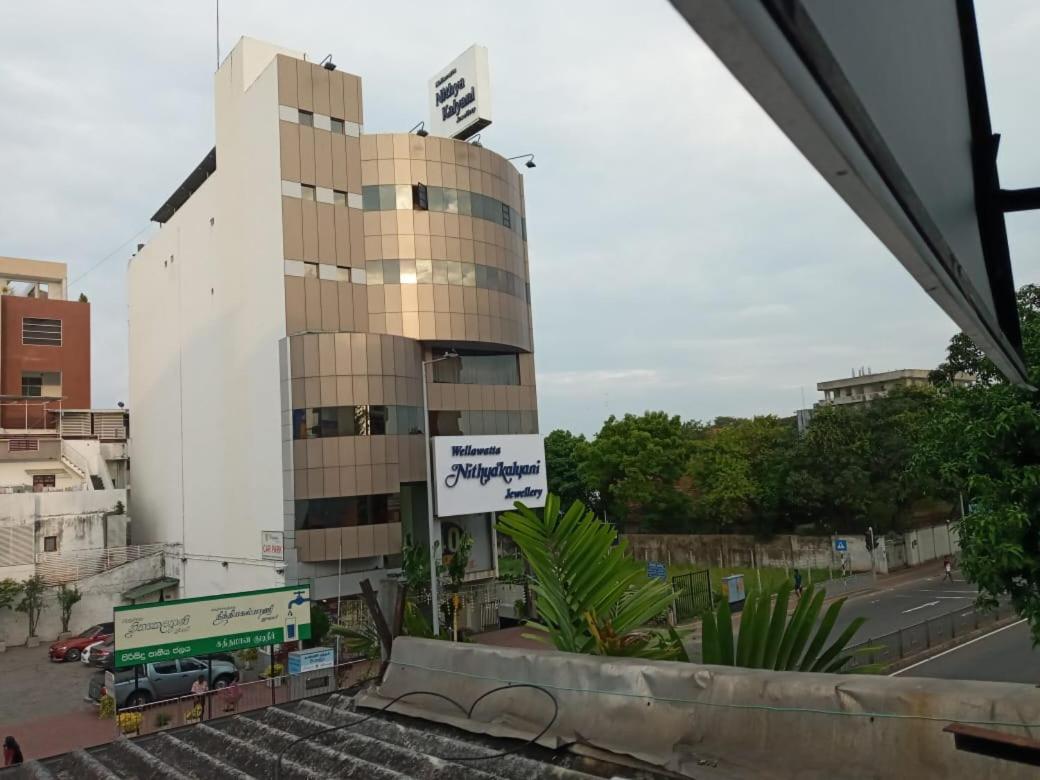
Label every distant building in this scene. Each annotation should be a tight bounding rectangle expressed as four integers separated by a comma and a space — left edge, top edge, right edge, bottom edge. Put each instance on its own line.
816, 368, 972, 407
0, 257, 90, 429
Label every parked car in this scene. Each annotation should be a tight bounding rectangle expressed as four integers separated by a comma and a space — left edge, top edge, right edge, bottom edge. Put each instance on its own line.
89, 639, 115, 668
49, 623, 114, 662
81, 639, 106, 665
86, 657, 239, 708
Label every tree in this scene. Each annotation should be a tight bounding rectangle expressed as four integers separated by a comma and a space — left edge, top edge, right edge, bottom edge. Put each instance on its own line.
687, 416, 797, 534
307, 604, 330, 647
0, 579, 23, 612
57, 584, 82, 634
17, 575, 46, 638
543, 430, 598, 512
701, 582, 875, 672
78, 292, 89, 303
497, 495, 683, 658
914, 284, 1040, 642
579, 412, 694, 532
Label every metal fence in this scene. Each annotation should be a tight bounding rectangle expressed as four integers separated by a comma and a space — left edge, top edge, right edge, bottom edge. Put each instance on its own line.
672, 569, 713, 621
112, 659, 375, 738
845, 600, 1014, 671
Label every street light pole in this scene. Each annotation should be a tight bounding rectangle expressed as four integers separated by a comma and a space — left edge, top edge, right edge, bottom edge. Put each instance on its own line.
421, 350, 457, 637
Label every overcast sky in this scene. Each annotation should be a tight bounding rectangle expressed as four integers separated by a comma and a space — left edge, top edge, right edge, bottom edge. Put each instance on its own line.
1, 2, 1037, 436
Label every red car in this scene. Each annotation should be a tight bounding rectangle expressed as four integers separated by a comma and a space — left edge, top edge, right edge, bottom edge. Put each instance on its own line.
49, 622, 114, 662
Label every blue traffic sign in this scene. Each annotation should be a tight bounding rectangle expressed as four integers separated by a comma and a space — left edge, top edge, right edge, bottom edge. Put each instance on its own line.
647, 562, 667, 580
834, 539, 848, 552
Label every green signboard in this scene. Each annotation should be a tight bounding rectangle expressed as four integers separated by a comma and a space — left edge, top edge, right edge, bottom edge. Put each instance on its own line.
113, 585, 312, 668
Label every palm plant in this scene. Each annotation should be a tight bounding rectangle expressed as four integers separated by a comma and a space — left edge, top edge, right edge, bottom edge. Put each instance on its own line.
497, 495, 683, 658
701, 582, 876, 672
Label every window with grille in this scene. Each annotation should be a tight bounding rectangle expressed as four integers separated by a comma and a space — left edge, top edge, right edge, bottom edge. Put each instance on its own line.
22, 317, 61, 346
43, 535, 58, 552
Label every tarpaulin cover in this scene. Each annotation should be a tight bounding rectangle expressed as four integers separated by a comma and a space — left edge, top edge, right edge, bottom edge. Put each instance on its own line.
362, 636, 1040, 779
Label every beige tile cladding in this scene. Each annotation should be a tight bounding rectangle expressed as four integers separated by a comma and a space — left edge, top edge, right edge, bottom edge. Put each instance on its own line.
289, 333, 426, 499
279, 54, 364, 271
359, 133, 533, 352
296, 522, 403, 562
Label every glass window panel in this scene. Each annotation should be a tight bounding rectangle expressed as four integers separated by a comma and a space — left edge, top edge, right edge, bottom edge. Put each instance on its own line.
292, 409, 307, 439
461, 264, 476, 287
369, 405, 388, 435
444, 188, 459, 214
399, 259, 417, 284
382, 260, 400, 284
330, 117, 345, 134
447, 261, 462, 285
432, 261, 449, 285
396, 184, 413, 210
334, 190, 347, 206
362, 186, 380, 211
416, 259, 433, 284
303, 262, 319, 279
520, 411, 535, 434
486, 267, 499, 291
508, 411, 522, 434
431, 356, 462, 384
428, 186, 446, 212
367, 261, 383, 285
301, 185, 316, 202
501, 203, 511, 229
457, 190, 472, 216
475, 264, 488, 289
378, 185, 396, 210
298, 111, 314, 127
352, 267, 367, 285
522, 216, 527, 241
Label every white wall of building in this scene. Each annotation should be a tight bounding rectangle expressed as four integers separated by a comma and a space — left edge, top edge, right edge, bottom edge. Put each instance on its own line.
129, 38, 294, 598
0, 552, 165, 646
0, 460, 79, 490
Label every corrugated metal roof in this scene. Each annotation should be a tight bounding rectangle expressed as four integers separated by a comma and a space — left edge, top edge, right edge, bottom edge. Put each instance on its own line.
13, 692, 665, 779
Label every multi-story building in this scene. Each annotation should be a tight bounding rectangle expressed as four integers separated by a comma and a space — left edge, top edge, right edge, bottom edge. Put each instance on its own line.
816, 368, 972, 407
0, 258, 131, 583
129, 38, 538, 603
0, 257, 89, 429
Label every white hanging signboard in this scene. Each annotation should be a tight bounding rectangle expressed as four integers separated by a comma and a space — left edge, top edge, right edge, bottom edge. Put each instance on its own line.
428, 45, 492, 140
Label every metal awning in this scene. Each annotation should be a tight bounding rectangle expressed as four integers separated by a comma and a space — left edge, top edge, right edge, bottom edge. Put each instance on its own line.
122, 577, 179, 602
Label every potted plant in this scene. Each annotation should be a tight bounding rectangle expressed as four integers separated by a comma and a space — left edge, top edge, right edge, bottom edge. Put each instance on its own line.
118, 712, 142, 736
260, 662, 284, 687
98, 694, 116, 721
184, 704, 203, 724
238, 647, 258, 670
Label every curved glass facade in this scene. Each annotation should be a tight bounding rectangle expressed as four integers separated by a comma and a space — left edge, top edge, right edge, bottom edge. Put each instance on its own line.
362, 184, 525, 239
366, 259, 529, 302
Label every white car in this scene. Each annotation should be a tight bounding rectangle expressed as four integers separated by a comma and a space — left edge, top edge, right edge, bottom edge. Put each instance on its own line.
81, 639, 105, 665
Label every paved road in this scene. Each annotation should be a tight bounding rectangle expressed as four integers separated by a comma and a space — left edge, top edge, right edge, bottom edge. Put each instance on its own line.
894, 619, 1040, 684
829, 568, 979, 641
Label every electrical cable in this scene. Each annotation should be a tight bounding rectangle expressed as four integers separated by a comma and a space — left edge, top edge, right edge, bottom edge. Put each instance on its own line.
274, 683, 558, 780
68, 223, 152, 288
387, 659, 1040, 730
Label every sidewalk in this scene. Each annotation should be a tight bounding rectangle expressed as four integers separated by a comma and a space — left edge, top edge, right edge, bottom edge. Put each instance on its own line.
0, 709, 113, 762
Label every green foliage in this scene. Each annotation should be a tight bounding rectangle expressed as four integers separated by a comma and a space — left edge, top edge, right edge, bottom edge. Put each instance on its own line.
78, 292, 89, 303
332, 621, 380, 660
57, 584, 82, 633
544, 429, 599, 512
0, 578, 22, 611
400, 536, 431, 592
687, 416, 797, 534
701, 583, 873, 673
912, 284, 1040, 643
441, 532, 474, 592
16, 575, 46, 637
308, 605, 331, 647
579, 412, 694, 532
497, 494, 683, 658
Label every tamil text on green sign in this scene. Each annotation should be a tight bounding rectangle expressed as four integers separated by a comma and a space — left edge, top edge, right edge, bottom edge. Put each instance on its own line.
113, 585, 311, 668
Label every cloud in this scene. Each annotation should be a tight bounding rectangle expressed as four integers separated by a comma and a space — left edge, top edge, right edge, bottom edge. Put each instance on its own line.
1, 1, 1037, 438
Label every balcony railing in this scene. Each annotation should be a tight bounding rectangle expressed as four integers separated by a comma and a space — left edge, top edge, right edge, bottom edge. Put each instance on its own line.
35, 543, 171, 585
295, 523, 402, 562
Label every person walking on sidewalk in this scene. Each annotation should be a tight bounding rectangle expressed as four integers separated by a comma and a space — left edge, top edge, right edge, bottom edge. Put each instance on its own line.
942, 555, 954, 582
793, 569, 803, 597
3, 736, 24, 766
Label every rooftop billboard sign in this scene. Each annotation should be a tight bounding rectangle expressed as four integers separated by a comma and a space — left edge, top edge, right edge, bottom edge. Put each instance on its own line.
428, 45, 492, 141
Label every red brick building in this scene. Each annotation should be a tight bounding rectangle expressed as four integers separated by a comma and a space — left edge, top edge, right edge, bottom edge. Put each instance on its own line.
0, 258, 90, 429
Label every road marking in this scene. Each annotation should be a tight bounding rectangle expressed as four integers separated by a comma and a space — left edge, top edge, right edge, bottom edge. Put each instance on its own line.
930, 596, 972, 600
891, 619, 1027, 676
960, 611, 975, 617
902, 601, 940, 614
917, 589, 977, 595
